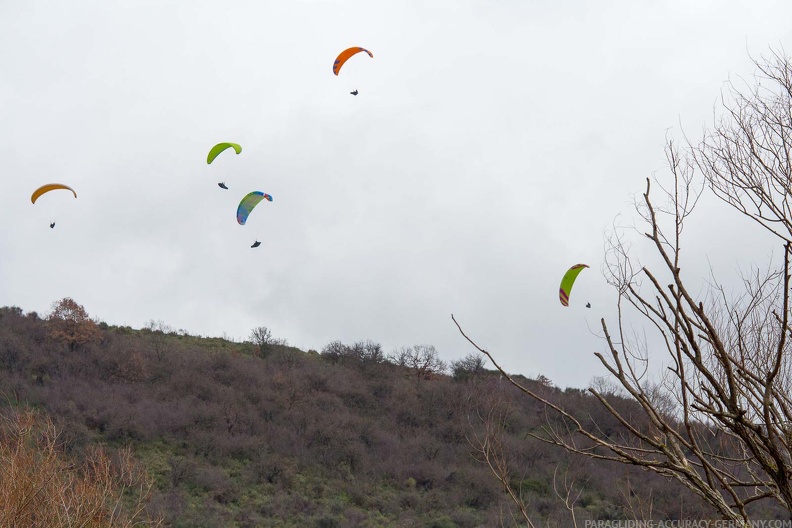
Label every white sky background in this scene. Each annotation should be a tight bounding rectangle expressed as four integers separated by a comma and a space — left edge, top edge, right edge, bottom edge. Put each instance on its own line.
2, 0, 791, 389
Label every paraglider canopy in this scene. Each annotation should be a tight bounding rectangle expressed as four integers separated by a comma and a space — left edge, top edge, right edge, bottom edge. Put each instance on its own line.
207, 143, 242, 164
237, 191, 272, 225
559, 264, 589, 307
333, 47, 373, 76
31, 184, 77, 204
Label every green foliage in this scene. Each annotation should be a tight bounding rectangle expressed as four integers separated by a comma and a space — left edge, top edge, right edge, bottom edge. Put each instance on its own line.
427, 516, 457, 528
314, 516, 342, 528
517, 477, 550, 496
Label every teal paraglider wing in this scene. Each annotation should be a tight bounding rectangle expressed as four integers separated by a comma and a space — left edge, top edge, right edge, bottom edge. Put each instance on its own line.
237, 191, 270, 225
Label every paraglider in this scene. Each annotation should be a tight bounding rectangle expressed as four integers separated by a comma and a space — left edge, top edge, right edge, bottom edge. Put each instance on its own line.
32, 185, 76, 229
251, 240, 261, 248
236, 191, 273, 225
207, 143, 242, 164
31, 184, 77, 204
586, 302, 591, 308
350, 90, 359, 96
218, 182, 228, 190
559, 264, 589, 307
333, 47, 373, 76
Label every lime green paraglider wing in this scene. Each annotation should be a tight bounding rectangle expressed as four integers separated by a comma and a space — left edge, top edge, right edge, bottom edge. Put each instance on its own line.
559, 264, 589, 307
207, 142, 242, 164
31, 184, 77, 204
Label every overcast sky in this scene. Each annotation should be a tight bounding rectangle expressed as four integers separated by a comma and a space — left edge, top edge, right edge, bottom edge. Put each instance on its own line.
2, 1, 791, 389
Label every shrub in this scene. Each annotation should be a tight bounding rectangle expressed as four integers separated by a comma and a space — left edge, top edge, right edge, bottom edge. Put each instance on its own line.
0, 407, 161, 527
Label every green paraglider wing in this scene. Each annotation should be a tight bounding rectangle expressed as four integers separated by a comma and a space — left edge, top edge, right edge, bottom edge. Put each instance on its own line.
559, 264, 589, 307
207, 142, 242, 164
237, 191, 271, 225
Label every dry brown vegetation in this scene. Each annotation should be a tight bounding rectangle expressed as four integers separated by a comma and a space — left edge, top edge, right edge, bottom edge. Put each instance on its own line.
0, 407, 160, 528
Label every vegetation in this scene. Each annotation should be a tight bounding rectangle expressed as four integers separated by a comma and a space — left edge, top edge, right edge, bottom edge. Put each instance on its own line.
0, 300, 729, 526
0, 406, 160, 527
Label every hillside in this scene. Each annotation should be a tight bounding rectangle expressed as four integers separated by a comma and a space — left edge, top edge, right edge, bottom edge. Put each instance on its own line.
0, 302, 734, 526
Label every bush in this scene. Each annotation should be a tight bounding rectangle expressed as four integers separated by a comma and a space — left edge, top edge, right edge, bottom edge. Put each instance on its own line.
0, 407, 161, 527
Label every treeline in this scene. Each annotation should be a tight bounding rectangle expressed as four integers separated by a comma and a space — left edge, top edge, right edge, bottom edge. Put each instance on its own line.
0, 300, 735, 526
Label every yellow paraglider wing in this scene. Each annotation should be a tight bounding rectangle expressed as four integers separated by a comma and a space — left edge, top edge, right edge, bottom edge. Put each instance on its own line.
333, 47, 373, 76
559, 264, 589, 307
207, 143, 242, 164
31, 184, 77, 204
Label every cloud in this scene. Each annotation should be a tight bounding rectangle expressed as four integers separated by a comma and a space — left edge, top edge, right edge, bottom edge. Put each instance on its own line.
2, 0, 791, 388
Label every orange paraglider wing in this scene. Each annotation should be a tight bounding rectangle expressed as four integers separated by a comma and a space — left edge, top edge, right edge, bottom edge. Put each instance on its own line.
31, 184, 77, 204
333, 47, 373, 76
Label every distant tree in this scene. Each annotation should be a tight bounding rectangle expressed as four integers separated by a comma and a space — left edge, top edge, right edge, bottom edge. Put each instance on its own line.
248, 326, 287, 358
351, 340, 386, 364
145, 319, 173, 334
0, 306, 23, 318
145, 319, 173, 361
0, 407, 161, 527
454, 50, 792, 521
451, 353, 487, 381
320, 339, 385, 366
533, 374, 553, 388
46, 297, 99, 351
320, 340, 347, 362
588, 375, 623, 398
392, 344, 446, 379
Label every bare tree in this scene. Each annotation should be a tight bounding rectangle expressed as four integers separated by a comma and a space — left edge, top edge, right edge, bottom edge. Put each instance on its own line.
468, 388, 589, 527
248, 326, 287, 358
454, 50, 792, 521
551, 463, 586, 528
144, 319, 173, 361
468, 396, 536, 527
391, 344, 447, 379
320, 339, 385, 365
451, 353, 488, 381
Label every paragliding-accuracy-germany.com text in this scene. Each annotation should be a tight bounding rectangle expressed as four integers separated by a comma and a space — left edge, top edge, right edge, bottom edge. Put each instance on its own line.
585, 521, 792, 528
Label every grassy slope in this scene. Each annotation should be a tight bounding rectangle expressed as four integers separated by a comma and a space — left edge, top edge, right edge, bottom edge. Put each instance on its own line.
4, 306, 773, 526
